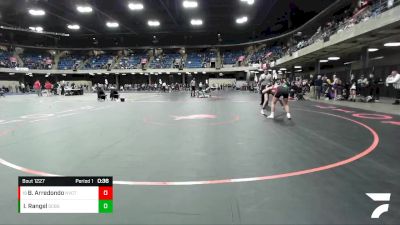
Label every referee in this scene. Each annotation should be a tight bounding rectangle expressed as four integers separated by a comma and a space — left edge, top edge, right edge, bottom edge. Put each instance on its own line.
258, 71, 268, 105
190, 78, 196, 97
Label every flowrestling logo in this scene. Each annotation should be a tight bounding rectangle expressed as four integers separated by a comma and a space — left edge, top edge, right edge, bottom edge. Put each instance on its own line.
366, 193, 391, 219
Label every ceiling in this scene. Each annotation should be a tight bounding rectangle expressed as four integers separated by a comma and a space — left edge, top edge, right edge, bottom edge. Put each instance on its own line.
0, 0, 336, 48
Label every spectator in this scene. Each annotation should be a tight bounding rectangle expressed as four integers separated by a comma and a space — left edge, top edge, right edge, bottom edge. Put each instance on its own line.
349, 74, 357, 102
335, 77, 343, 100
367, 73, 376, 102
21, 83, 25, 93
0, 87, 4, 97
33, 80, 42, 97
385, 70, 400, 105
309, 75, 315, 99
60, 81, 65, 95
53, 82, 59, 95
372, 74, 383, 102
314, 75, 323, 100
357, 75, 369, 101
44, 81, 53, 96
332, 75, 338, 99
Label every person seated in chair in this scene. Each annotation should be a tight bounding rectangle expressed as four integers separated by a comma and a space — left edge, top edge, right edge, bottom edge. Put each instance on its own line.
97, 88, 106, 101
0, 88, 5, 97
110, 89, 119, 101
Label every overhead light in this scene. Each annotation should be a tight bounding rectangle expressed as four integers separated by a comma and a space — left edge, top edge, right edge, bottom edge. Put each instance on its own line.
384, 42, 400, 47
240, 0, 255, 5
62, 73, 67, 76
295, 69, 302, 72
122, 73, 127, 76
77, 6, 93, 13
183, 0, 198, 8
202, 71, 206, 74
140, 72, 144, 75
194, 72, 198, 74
294, 66, 302, 69
328, 57, 340, 61
370, 56, 384, 60
148, 20, 160, 27
368, 48, 379, 52
178, 72, 182, 75
29, 26, 43, 32
279, 68, 287, 71
128, 2, 144, 10
106, 22, 119, 28
9, 73, 15, 75
236, 16, 248, 24
319, 59, 328, 63
29, 9, 45, 16
166, 72, 170, 74
67, 24, 80, 30
190, 19, 203, 26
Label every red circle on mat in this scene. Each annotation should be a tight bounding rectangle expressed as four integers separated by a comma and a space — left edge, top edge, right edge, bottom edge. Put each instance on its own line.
352, 113, 392, 120
0, 110, 379, 186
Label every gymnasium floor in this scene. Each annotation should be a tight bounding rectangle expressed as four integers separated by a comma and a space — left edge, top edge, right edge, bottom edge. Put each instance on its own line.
0, 91, 399, 224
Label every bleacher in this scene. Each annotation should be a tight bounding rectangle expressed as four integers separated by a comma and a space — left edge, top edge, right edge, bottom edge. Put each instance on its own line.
118, 53, 146, 69
149, 53, 180, 69
21, 52, 53, 69
249, 46, 282, 64
58, 54, 86, 70
223, 50, 244, 65
249, 47, 266, 64
0, 51, 12, 68
83, 54, 114, 70
204, 51, 216, 64
186, 52, 204, 68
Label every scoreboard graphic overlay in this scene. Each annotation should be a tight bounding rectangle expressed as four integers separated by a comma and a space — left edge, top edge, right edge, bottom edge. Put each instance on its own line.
18, 177, 113, 213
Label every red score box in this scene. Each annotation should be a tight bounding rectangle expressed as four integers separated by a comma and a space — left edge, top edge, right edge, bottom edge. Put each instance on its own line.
98, 186, 113, 200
